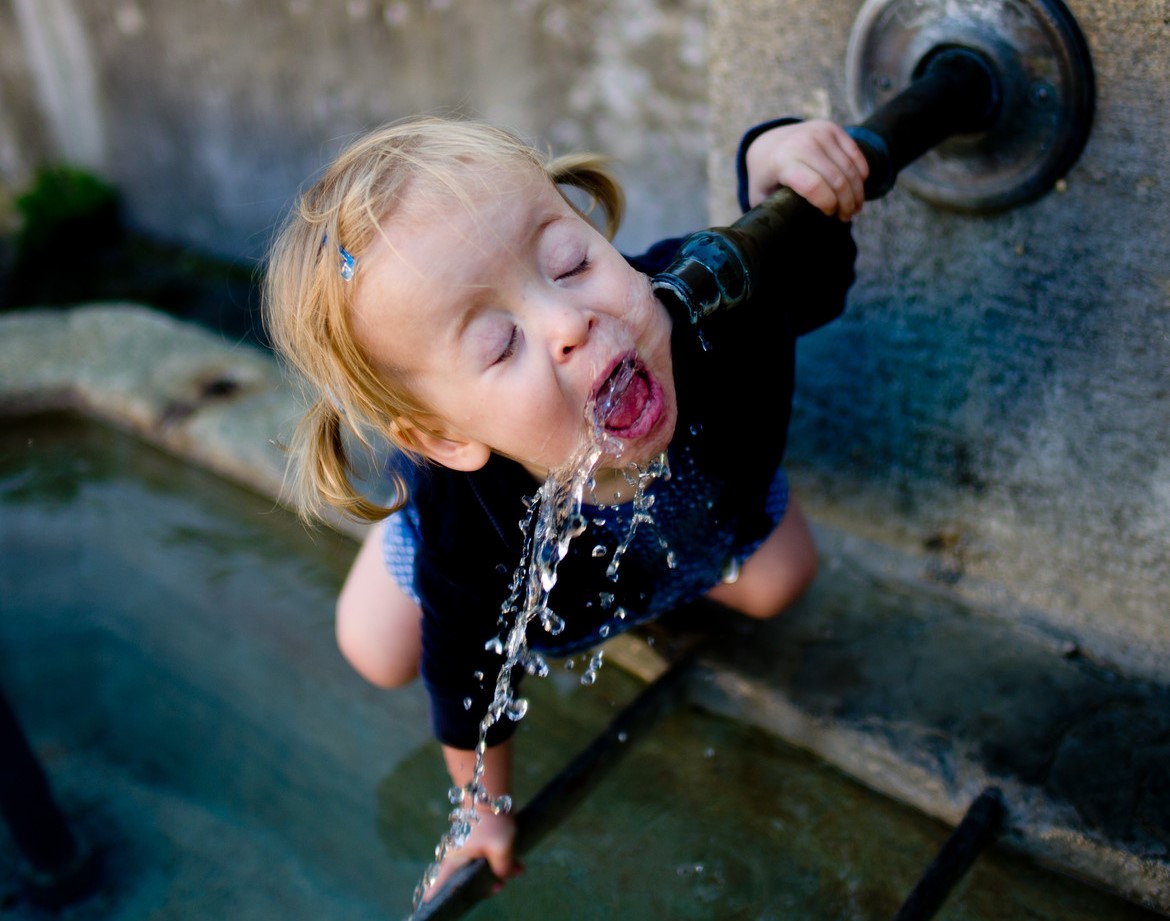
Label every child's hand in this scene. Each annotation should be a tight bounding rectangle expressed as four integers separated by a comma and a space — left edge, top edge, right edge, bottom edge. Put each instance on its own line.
743, 119, 869, 220
427, 741, 520, 901
423, 807, 519, 902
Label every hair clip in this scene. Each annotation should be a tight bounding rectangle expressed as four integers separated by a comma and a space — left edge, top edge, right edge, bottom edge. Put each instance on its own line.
321, 233, 356, 281
338, 245, 355, 281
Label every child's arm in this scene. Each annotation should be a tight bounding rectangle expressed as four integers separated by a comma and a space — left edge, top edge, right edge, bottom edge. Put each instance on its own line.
423, 741, 518, 899
336, 522, 423, 689
741, 119, 869, 219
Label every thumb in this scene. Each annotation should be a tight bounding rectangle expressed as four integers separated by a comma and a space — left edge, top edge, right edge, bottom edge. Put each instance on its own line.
485, 844, 514, 881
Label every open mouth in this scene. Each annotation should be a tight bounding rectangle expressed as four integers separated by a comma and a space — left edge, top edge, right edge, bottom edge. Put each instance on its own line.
592, 352, 661, 438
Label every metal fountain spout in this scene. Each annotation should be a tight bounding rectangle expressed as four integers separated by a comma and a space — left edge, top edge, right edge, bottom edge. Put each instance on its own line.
652, 0, 1095, 325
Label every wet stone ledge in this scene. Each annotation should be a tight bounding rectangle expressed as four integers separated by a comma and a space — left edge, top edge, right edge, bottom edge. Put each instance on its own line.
691, 542, 1170, 915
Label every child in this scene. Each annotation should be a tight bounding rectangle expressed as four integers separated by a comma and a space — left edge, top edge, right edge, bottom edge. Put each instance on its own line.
263, 114, 867, 897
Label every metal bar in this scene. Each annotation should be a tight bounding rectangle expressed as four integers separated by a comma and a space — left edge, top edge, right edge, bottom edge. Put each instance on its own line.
652, 47, 999, 324
849, 47, 999, 200
408, 646, 698, 921
892, 787, 1006, 921
0, 687, 99, 908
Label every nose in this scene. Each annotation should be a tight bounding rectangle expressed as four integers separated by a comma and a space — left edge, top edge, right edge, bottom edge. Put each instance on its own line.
545, 303, 593, 362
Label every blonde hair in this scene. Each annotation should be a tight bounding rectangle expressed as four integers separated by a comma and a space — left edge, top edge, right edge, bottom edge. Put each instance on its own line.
263, 116, 626, 523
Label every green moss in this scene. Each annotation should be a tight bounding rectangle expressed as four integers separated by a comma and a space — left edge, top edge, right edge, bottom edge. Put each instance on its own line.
1, 166, 263, 345
14, 166, 120, 258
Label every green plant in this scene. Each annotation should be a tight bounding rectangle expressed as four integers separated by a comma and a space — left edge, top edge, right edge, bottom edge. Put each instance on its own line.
14, 166, 120, 258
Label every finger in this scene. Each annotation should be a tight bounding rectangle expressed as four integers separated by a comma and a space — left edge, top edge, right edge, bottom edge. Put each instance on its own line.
801, 151, 859, 219
485, 845, 515, 881
827, 133, 870, 212
815, 138, 866, 215
839, 132, 871, 181
783, 162, 844, 217
490, 859, 525, 892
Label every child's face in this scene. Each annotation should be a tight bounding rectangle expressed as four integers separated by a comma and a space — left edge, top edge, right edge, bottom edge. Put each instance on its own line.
351, 163, 678, 481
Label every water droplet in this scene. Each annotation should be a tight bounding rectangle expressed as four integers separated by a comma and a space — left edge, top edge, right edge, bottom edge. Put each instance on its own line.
473, 670, 484, 683
580, 650, 604, 685
704, 747, 716, 759
592, 544, 607, 557
448, 785, 464, 805
505, 697, 529, 721
539, 608, 565, 635
599, 625, 610, 637
617, 731, 628, 743
463, 697, 473, 710
495, 562, 508, 575
599, 592, 614, 609
689, 422, 703, 436
484, 636, 504, 655
523, 651, 549, 678
666, 550, 678, 569
452, 821, 472, 849
615, 607, 627, 620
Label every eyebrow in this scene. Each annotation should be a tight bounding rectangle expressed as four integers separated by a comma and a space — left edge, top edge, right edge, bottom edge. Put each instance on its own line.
451, 206, 563, 342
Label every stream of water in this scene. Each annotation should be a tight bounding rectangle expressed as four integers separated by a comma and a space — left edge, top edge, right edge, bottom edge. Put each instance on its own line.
414, 359, 671, 907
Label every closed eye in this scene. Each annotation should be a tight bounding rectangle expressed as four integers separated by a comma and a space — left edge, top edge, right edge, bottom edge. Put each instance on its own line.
557, 256, 590, 281
493, 326, 519, 364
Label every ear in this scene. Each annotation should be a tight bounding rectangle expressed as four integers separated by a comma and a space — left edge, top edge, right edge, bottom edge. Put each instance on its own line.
392, 418, 492, 472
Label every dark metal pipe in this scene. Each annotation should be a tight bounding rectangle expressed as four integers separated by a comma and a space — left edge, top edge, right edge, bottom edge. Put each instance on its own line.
0, 688, 99, 908
651, 47, 1000, 324
848, 47, 999, 199
892, 787, 1006, 921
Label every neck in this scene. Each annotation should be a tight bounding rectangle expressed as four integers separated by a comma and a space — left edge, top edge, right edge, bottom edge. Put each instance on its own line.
519, 460, 638, 507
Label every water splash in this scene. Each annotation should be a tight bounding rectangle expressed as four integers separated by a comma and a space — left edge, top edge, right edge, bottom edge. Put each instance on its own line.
413, 342, 674, 907
413, 436, 606, 908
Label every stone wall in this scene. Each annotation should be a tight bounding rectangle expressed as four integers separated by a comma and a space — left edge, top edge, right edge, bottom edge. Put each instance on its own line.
709, 0, 1170, 681
0, 0, 709, 259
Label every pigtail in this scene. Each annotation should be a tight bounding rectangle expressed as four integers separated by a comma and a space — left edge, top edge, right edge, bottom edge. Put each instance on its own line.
288, 397, 407, 524
548, 153, 626, 241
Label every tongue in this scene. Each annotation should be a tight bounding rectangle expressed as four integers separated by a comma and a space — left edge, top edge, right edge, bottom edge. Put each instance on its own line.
603, 372, 649, 430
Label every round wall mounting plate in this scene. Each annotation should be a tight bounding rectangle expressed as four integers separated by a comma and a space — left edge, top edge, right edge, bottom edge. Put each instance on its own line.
845, 0, 1094, 211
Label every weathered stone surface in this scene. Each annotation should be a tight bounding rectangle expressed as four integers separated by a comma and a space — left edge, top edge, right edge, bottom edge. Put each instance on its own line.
708, 0, 1170, 686
692, 528, 1170, 912
0, 0, 708, 259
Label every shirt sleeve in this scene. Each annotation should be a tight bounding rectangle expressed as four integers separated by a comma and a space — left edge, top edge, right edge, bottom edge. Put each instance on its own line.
380, 504, 423, 606
735, 117, 801, 212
